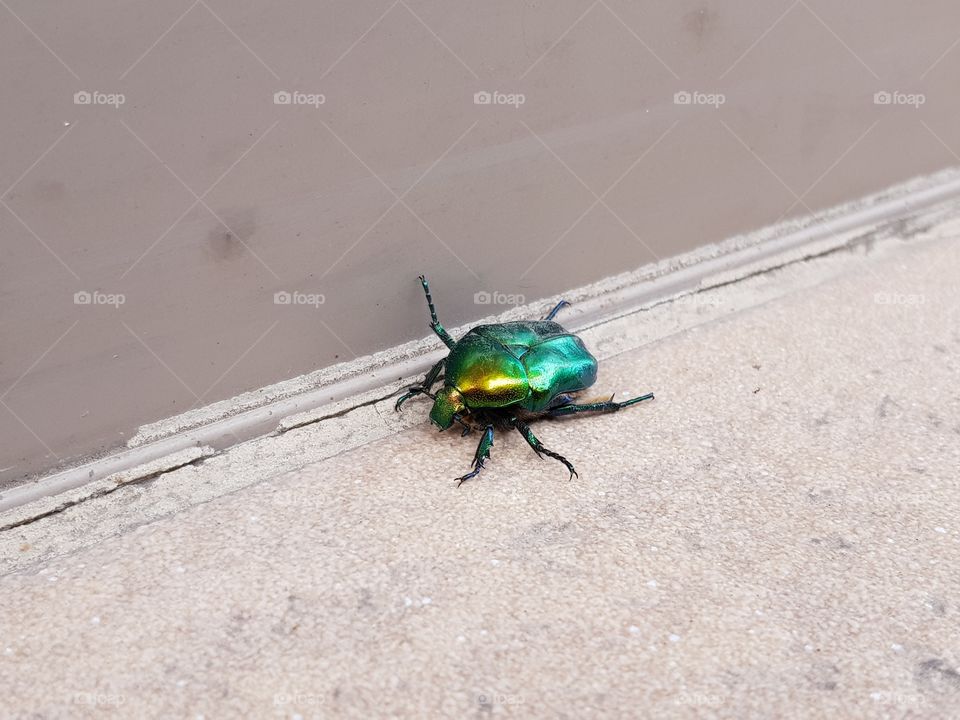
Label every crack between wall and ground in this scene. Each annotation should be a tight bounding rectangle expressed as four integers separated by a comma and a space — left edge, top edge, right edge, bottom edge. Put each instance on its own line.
0, 456, 207, 532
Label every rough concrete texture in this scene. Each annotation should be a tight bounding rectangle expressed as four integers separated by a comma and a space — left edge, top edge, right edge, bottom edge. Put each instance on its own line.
1, 234, 959, 719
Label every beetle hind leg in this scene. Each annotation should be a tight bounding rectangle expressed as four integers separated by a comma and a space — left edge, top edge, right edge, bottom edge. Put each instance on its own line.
512, 419, 578, 480
455, 425, 494, 487
547, 393, 575, 410
546, 392, 654, 417
541, 299, 571, 322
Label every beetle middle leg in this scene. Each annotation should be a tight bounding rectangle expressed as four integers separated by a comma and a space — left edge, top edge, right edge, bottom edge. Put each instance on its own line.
511, 418, 578, 480
546, 392, 654, 417
395, 359, 444, 411
455, 424, 494, 487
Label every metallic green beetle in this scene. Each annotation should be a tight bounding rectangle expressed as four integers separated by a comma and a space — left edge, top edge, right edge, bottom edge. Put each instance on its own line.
395, 276, 654, 485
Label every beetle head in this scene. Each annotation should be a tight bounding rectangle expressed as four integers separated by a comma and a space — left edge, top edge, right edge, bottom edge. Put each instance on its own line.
430, 386, 466, 431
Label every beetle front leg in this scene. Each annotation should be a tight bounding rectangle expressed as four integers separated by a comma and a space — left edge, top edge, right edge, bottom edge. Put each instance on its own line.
453, 413, 473, 436
394, 359, 444, 412
455, 424, 494, 487
512, 419, 578, 480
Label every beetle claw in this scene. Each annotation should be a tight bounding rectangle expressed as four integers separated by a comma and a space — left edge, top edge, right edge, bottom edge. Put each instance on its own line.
455, 459, 484, 486
454, 425, 494, 485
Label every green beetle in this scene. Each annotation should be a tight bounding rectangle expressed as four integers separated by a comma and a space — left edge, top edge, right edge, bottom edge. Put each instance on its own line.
395, 276, 654, 485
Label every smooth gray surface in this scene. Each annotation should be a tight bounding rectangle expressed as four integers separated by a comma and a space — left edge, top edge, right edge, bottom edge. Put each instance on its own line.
3, 0, 960, 483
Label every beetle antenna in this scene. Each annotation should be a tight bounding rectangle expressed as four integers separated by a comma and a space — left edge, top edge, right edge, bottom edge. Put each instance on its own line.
419, 275, 456, 349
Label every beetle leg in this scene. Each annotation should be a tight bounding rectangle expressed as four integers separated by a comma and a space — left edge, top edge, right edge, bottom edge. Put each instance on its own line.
546, 392, 654, 417
455, 424, 494, 487
541, 299, 571, 322
394, 359, 444, 411
512, 419, 578, 480
453, 413, 473, 436
547, 393, 575, 410
419, 275, 456, 349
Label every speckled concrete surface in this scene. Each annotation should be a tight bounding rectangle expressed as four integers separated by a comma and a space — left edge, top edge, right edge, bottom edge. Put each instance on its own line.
1, 236, 959, 719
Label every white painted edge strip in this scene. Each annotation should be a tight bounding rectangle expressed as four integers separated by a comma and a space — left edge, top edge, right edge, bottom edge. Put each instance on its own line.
0, 446, 216, 533
2, 167, 960, 513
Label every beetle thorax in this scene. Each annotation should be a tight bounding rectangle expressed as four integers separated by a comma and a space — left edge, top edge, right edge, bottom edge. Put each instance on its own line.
429, 386, 466, 430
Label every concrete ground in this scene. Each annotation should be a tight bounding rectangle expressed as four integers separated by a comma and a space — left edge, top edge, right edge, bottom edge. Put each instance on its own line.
1, 231, 959, 719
